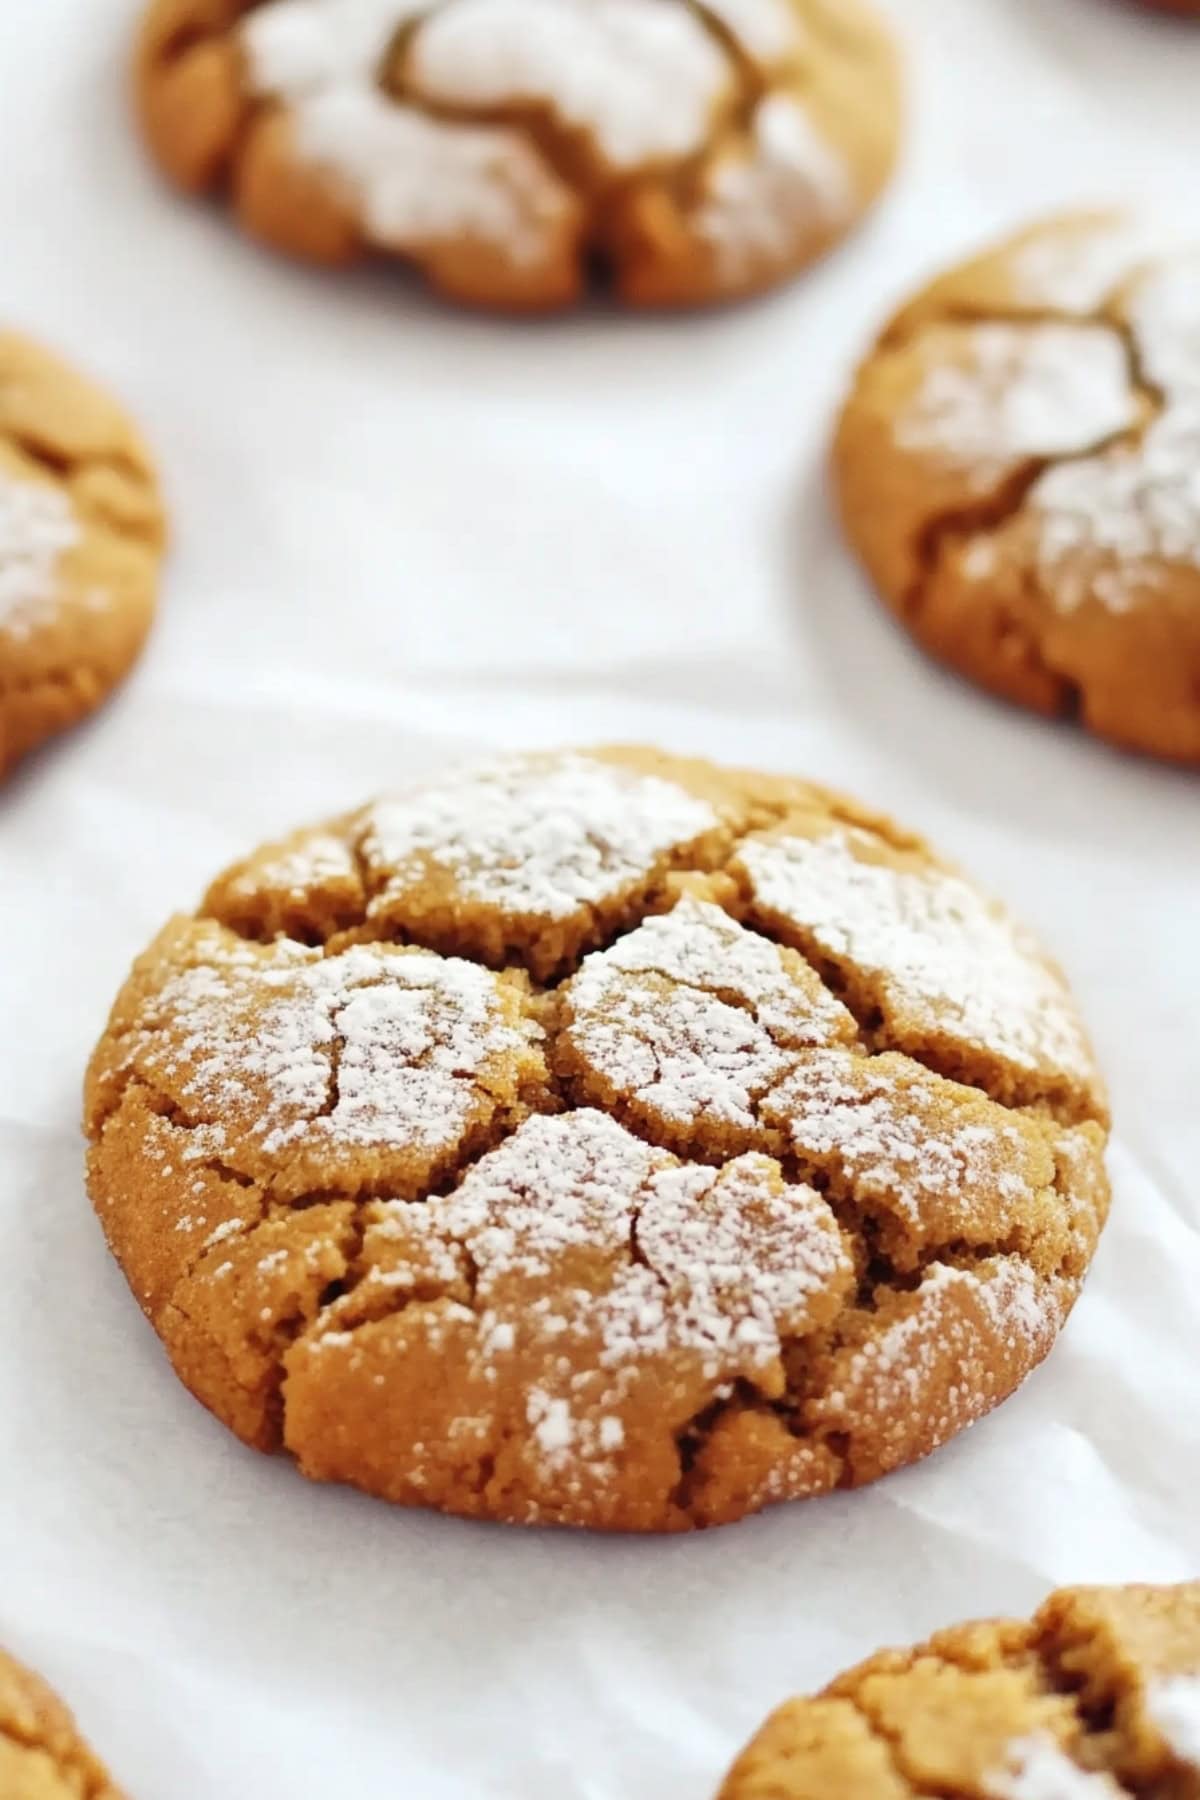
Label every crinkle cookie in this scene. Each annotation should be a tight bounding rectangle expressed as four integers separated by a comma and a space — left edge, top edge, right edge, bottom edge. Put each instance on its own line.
718, 1581, 1200, 1799
0, 1647, 128, 1799
133, 0, 900, 310
834, 211, 1200, 765
0, 334, 165, 780
85, 747, 1109, 1532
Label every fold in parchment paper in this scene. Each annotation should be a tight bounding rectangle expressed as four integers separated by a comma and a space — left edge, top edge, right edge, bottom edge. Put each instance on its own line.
1, 1, 1197, 1795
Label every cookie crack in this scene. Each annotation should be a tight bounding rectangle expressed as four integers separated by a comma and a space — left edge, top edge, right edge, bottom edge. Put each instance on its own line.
0, 1703, 118, 1800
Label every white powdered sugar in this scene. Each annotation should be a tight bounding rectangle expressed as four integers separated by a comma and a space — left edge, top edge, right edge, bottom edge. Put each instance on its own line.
0, 470, 79, 638
986, 1735, 1123, 1798
765, 1049, 1037, 1231
1031, 251, 1200, 612
140, 928, 531, 1161
832, 1260, 1057, 1420
364, 1110, 847, 1473
241, 0, 831, 276
363, 752, 719, 923
897, 322, 1135, 478
1147, 1674, 1200, 1768
227, 830, 359, 898
695, 94, 852, 280
562, 895, 854, 1135
739, 826, 1095, 1085
410, 0, 731, 167
1012, 214, 1176, 315
701, 0, 800, 62
242, 0, 573, 262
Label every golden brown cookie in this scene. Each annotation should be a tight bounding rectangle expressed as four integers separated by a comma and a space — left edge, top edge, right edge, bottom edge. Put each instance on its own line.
718, 1581, 1200, 1799
0, 1648, 127, 1800
0, 334, 165, 781
833, 211, 1200, 765
133, 0, 900, 311
85, 747, 1109, 1532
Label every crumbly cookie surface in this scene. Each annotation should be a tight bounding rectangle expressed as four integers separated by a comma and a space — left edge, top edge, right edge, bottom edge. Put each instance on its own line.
0, 333, 165, 780
133, 0, 900, 309
833, 211, 1200, 764
719, 1581, 1200, 1799
0, 1648, 127, 1800
85, 747, 1109, 1531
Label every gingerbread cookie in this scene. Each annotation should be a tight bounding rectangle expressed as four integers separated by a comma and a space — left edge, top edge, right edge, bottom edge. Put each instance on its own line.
0, 1647, 127, 1799
133, 0, 900, 310
86, 747, 1109, 1531
0, 334, 165, 780
718, 1581, 1200, 1799
834, 211, 1200, 764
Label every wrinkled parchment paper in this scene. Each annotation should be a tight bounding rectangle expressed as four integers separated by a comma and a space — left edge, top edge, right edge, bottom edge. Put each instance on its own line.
2, 2, 1197, 1794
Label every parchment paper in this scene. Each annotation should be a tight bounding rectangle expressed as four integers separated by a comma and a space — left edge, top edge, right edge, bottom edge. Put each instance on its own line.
1, 2, 1197, 1794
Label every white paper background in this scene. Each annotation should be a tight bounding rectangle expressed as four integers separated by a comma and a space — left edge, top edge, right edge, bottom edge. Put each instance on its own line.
1, 1, 1198, 1794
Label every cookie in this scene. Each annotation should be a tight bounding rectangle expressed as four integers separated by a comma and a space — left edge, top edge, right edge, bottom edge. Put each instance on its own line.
718, 1581, 1200, 1799
133, 0, 900, 311
0, 1647, 127, 1799
833, 211, 1200, 764
0, 334, 165, 780
85, 747, 1109, 1532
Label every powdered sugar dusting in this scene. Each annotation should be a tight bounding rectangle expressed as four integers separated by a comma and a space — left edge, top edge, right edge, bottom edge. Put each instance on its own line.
131, 925, 535, 1167
241, 0, 839, 284
242, 0, 573, 263
766, 1049, 1039, 1235
897, 322, 1135, 479
349, 1110, 848, 1480
410, 0, 731, 167
363, 752, 719, 923
739, 826, 1096, 1087
227, 831, 359, 899
825, 1259, 1059, 1427
987, 1735, 1123, 1798
1012, 214, 1175, 314
1147, 1675, 1200, 1769
562, 895, 855, 1137
0, 470, 79, 639
695, 95, 852, 281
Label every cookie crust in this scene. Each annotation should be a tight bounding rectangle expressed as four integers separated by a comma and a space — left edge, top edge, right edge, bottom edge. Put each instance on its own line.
719, 1581, 1200, 1799
0, 334, 165, 780
133, 0, 900, 310
85, 747, 1109, 1532
834, 212, 1200, 765
0, 1648, 127, 1800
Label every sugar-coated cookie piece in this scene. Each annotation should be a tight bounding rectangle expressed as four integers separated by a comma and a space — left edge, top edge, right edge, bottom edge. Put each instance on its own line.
0, 333, 165, 780
834, 211, 1200, 765
0, 1647, 129, 1799
133, 0, 900, 310
718, 1581, 1200, 1799
85, 747, 1109, 1532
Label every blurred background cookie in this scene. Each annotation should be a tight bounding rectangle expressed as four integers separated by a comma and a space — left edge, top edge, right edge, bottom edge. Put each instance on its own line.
0, 334, 165, 781
133, 0, 901, 310
718, 1581, 1200, 1798
86, 747, 1108, 1532
0, 1646, 128, 1799
833, 212, 1200, 766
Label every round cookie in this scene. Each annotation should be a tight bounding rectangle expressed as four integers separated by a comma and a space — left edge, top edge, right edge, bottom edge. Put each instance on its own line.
85, 746, 1109, 1532
133, 0, 900, 311
718, 1581, 1200, 1799
833, 211, 1200, 765
0, 1647, 127, 1799
0, 334, 165, 780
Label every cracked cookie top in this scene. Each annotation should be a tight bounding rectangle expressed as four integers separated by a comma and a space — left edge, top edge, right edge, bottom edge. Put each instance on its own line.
0, 1647, 128, 1800
85, 746, 1109, 1532
833, 211, 1200, 765
133, 0, 900, 309
0, 334, 165, 779
718, 1580, 1200, 1799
